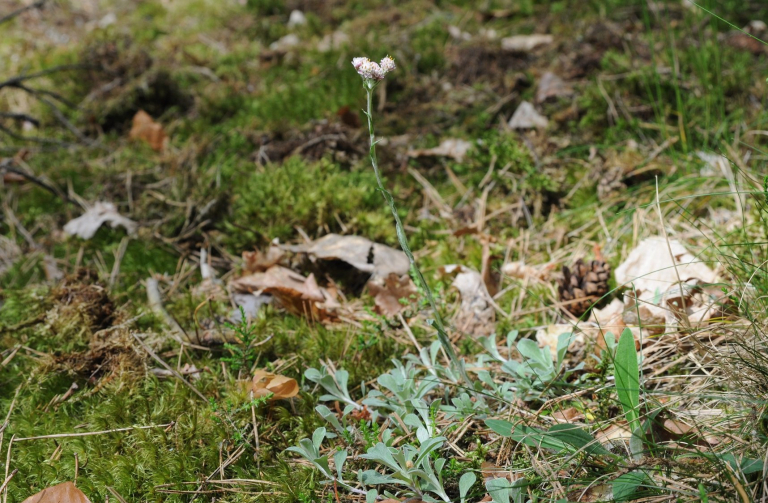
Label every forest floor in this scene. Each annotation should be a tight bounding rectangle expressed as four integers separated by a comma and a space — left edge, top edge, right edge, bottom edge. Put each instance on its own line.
2, 0, 768, 502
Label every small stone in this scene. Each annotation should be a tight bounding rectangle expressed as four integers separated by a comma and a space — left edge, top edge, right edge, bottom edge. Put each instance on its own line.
508, 101, 548, 129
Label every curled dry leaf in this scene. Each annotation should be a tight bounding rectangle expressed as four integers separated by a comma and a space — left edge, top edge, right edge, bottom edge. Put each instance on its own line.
614, 236, 726, 330
508, 101, 548, 129
129, 110, 167, 152
63, 202, 137, 240
282, 234, 409, 281
230, 266, 340, 321
252, 369, 299, 400
243, 241, 285, 273
407, 138, 473, 163
22, 482, 92, 503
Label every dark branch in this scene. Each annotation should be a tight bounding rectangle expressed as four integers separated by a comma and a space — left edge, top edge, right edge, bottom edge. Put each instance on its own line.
0, 0, 46, 26
0, 64, 86, 90
0, 159, 73, 205
0, 112, 40, 127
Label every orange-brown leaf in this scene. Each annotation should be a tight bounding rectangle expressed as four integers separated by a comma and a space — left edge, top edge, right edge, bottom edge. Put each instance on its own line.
129, 110, 167, 152
22, 482, 92, 503
252, 370, 299, 400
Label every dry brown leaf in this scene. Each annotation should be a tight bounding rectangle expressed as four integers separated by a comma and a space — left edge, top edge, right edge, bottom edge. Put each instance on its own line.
535, 72, 573, 103
283, 234, 409, 281
595, 421, 631, 446
230, 266, 339, 321
508, 101, 548, 129
407, 138, 473, 163
129, 110, 167, 152
63, 202, 138, 240
252, 369, 299, 400
551, 407, 585, 423
367, 273, 417, 316
22, 482, 92, 503
243, 242, 285, 273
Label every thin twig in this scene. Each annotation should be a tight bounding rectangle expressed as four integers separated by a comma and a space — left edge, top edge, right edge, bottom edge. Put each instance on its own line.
14, 423, 174, 441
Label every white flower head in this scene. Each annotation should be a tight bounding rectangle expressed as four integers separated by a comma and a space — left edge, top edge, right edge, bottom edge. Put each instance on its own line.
380, 55, 396, 73
352, 57, 368, 70
353, 54, 395, 83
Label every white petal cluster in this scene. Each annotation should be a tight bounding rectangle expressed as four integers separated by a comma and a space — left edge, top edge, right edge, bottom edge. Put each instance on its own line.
352, 55, 396, 81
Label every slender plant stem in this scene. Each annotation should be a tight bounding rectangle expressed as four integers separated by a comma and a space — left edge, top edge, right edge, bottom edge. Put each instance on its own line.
363, 86, 472, 387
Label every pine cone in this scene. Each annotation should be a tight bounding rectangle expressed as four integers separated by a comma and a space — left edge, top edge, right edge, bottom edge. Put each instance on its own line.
557, 258, 611, 316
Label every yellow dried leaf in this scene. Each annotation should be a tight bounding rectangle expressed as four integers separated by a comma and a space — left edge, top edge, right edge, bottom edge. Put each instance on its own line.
252, 370, 299, 400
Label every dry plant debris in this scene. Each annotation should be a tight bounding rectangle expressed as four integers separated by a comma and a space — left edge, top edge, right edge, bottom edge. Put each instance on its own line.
508, 101, 548, 129
63, 202, 137, 240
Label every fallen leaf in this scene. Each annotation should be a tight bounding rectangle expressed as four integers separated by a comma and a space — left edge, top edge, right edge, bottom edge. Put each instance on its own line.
283, 234, 409, 281
501, 261, 551, 281
22, 482, 92, 503
535, 72, 573, 103
0, 236, 21, 277
595, 421, 632, 446
535, 324, 588, 361
230, 266, 340, 321
441, 265, 495, 336
508, 101, 548, 129
408, 138, 473, 163
367, 273, 417, 316
501, 34, 553, 52
129, 110, 167, 152
614, 237, 722, 329
551, 407, 585, 423
252, 369, 299, 400
243, 242, 285, 273
63, 201, 137, 240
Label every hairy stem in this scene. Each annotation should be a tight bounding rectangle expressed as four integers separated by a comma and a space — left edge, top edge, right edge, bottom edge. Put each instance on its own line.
364, 86, 471, 387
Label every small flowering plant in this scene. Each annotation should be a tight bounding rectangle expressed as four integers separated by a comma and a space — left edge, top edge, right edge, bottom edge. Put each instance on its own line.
351, 55, 470, 385
353, 55, 396, 87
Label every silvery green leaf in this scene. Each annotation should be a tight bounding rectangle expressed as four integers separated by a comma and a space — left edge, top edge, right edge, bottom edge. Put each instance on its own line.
506, 330, 519, 351
556, 331, 574, 368
316, 405, 344, 434
480, 335, 505, 362
304, 367, 323, 381
404, 413, 423, 430
415, 436, 445, 467
312, 427, 326, 451
381, 428, 393, 445
366, 489, 378, 503
333, 449, 347, 480
342, 403, 357, 416
459, 472, 476, 502
629, 427, 645, 461
486, 477, 511, 503
360, 442, 400, 472
518, 338, 549, 367
336, 369, 350, 397
359, 470, 402, 485
416, 426, 429, 444
314, 455, 331, 477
